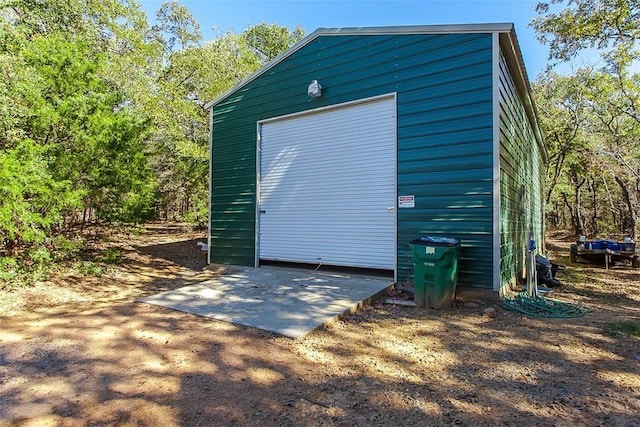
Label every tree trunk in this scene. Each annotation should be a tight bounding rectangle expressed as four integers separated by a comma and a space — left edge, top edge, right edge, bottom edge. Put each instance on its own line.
562, 176, 587, 237
81, 207, 88, 232
562, 193, 581, 237
615, 176, 638, 240
588, 179, 598, 237
575, 178, 586, 237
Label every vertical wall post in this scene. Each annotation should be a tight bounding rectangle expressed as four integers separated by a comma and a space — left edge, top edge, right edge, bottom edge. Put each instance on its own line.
492, 32, 502, 293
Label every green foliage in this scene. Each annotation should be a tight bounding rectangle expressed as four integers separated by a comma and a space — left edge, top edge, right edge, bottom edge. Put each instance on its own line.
243, 23, 305, 61
27, 247, 52, 265
0, 233, 84, 290
147, 22, 301, 221
0, 0, 162, 284
50, 235, 84, 262
100, 248, 124, 264
130, 226, 147, 236
0, 52, 38, 148
0, 140, 81, 249
74, 261, 104, 277
533, 71, 591, 201
533, 0, 640, 69
533, 0, 640, 239
152, 1, 202, 53
19, 32, 157, 224
0, 257, 19, 283
0, 0, 306, 287
534, 67, 640, 238
183, 197, 209, 230
0, 253, 51, 291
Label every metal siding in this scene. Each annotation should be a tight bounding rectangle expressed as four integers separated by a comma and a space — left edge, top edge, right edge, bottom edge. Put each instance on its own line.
498, 51, 545, 293
395, 37, 494, 288
210, 122, 257, 266
258, 96, 396, 270
211, 33, 495, 286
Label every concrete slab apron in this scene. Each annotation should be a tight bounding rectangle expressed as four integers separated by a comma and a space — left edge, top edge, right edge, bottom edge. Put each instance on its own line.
138, 266, 393, 339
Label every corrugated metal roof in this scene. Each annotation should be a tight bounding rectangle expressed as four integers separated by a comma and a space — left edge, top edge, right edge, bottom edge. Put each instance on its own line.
204, 23, 519, 110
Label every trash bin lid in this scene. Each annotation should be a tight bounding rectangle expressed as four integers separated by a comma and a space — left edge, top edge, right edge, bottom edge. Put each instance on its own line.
410, 236, 460, 247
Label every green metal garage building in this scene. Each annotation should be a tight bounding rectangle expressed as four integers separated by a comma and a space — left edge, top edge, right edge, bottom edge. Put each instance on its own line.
206, 24, 546, 295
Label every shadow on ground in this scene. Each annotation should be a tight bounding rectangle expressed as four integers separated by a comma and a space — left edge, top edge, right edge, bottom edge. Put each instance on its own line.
0, 226, 638, 425
133, 238, 208, 271
1, 293, 638, 426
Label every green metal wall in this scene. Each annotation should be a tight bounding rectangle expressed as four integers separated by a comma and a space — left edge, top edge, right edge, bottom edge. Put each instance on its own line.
394, 37, 494, 287
498, 51, 545, 293
211, 33, 495, 287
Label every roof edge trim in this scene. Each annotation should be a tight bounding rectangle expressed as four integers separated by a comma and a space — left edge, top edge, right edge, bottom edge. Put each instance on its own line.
314, 23, 514, 35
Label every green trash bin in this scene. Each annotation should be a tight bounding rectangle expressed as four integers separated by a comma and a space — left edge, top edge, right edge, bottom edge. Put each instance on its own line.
410, 236, 461, 309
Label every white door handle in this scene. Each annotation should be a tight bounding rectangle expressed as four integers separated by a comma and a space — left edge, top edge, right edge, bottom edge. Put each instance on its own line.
387, 207, 396, 212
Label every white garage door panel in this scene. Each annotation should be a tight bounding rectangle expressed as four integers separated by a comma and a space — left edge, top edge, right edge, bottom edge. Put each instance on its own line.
259, 96, 396, 270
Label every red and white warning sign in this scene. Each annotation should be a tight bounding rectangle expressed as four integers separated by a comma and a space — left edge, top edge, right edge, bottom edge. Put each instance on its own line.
398, 195, 415, 208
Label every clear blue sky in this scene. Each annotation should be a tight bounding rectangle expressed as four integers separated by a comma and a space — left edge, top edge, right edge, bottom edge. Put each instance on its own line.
138, 0, 550, 79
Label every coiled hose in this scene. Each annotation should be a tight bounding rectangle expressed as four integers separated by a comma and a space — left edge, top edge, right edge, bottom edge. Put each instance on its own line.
501, 291, 590, 318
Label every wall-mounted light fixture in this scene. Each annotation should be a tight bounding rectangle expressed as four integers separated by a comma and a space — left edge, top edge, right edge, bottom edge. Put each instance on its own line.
307, 80, 322, 98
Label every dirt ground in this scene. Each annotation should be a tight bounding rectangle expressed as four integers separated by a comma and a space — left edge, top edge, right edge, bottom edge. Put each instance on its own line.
1, 223, 639, 426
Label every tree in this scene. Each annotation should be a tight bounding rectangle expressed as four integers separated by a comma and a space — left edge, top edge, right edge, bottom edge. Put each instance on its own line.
20, 31, 157, 224
0, 0, 159, 237
1, 0, 307, 263
143, 20, 304, 224
243, 22, 305, 62
533, 67, 640, 239
532, 0, 640, 68
0, 140, 81, 255
533, 71, 590, 205
533, 0, 640, 239
586, 70, 640, 239
151, 0, 202, 54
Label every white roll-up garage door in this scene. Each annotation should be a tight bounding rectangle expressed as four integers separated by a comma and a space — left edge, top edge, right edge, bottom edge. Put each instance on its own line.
258, 95, 397, 271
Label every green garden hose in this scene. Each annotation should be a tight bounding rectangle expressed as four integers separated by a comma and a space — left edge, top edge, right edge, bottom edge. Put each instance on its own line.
501, 291, 591, 318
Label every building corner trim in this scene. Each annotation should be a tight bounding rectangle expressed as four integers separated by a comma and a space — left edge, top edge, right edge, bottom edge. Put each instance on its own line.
492, 32, 502, 293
